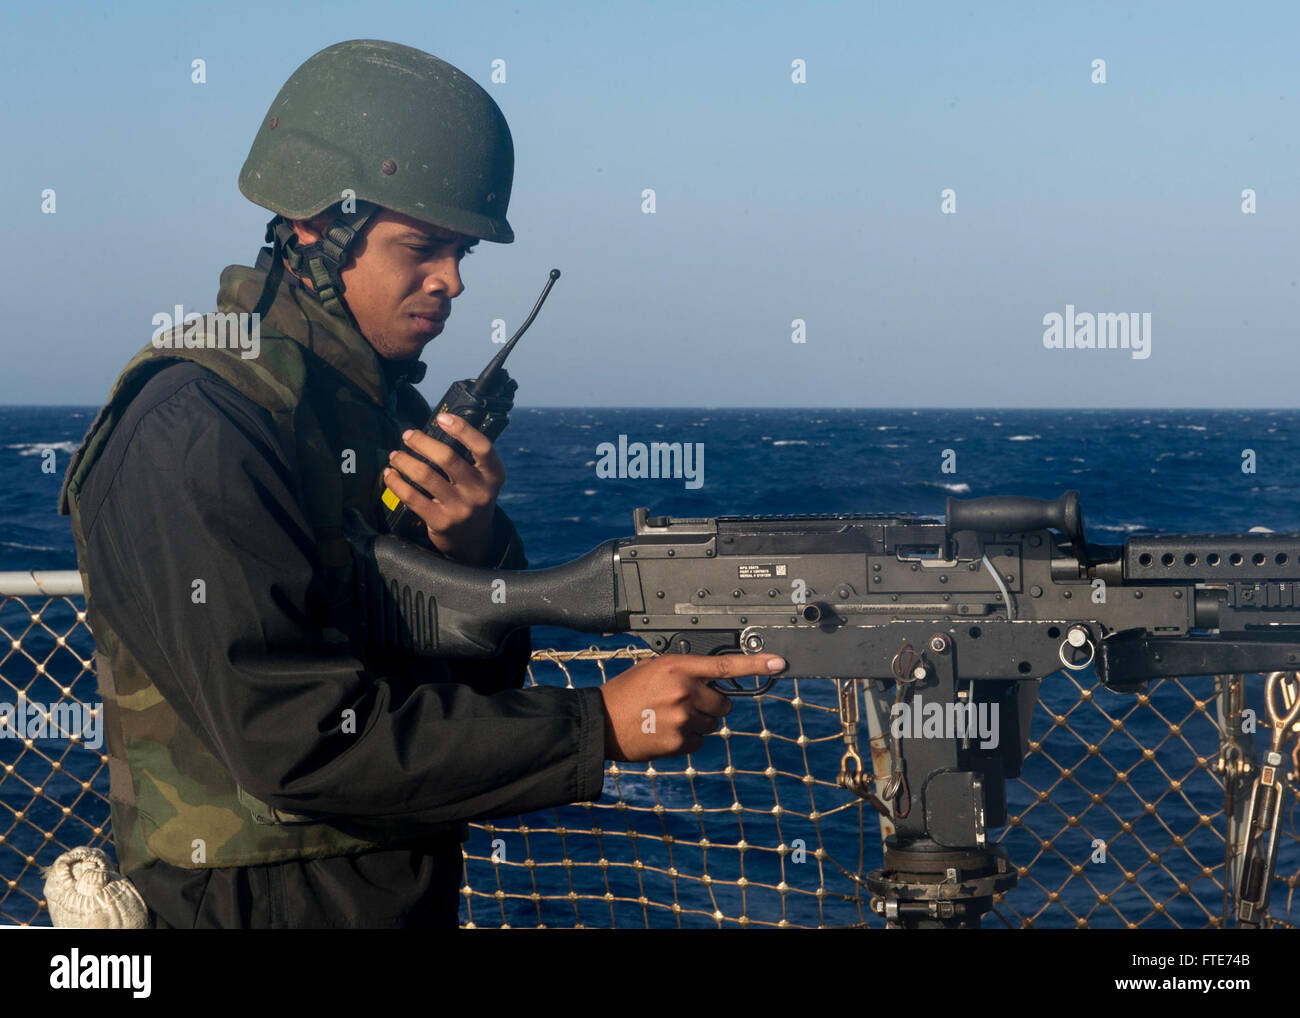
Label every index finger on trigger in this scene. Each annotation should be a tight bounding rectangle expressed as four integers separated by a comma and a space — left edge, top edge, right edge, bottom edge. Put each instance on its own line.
712, 652, 785, 680
696, 653, 786, 714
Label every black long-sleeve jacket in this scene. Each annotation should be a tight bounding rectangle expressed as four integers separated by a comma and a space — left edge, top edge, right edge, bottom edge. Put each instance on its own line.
76, 353, 606, 928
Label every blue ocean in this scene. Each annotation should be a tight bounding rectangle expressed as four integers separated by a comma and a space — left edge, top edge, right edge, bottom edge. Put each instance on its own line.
3, 405, 1298, 928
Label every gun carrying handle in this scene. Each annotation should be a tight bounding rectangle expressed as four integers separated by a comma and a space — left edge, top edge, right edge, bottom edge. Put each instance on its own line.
945, 491, 1086, 546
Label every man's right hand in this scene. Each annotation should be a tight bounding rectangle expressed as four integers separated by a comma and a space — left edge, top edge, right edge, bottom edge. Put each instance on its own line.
598, 653, 787, 762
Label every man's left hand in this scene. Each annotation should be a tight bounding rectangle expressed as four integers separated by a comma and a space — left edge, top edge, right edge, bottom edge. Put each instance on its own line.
384, 412, 506, 566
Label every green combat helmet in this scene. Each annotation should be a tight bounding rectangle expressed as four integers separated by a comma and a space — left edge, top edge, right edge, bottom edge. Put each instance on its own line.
238, 38, 515, 321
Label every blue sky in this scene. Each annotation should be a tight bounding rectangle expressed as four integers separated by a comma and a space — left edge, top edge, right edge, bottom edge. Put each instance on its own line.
1, 0, 1296, 407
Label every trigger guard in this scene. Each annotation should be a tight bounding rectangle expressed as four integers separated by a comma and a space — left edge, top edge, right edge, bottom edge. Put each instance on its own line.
708, 674, 778, 698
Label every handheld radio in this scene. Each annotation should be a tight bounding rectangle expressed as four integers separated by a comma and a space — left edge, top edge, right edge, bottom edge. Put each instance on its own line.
380, 268, 561, 539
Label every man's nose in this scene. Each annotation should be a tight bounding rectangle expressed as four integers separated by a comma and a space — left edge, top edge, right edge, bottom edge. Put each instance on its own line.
425, 255, 464, 299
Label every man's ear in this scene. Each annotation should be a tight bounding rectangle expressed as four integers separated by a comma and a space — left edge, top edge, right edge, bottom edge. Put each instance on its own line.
289, 212, 334, 245
288, 219, 317, 244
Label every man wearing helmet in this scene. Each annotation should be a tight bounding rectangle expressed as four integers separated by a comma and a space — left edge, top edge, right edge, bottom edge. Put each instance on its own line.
264, 206, 507, 565
57, 40, 781, 929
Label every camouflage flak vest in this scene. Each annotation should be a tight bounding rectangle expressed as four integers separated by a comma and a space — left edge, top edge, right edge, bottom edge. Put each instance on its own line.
58, 265, 451, 873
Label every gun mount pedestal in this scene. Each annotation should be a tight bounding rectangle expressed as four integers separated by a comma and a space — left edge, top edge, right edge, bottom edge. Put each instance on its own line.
856, 637, 1037, 928
867, 839, 1017, 929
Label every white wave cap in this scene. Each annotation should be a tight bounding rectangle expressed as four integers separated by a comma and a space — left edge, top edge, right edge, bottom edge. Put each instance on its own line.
42, 846, 148, 928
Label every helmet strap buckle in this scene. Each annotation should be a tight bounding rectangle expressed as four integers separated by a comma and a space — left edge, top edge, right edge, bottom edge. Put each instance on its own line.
256, 202, 380, 325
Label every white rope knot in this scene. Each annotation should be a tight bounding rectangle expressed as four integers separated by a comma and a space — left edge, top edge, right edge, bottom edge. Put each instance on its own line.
42, 847, 148, 929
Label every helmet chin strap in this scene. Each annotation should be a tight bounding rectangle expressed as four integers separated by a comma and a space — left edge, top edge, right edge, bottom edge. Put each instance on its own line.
251, 201, 381, 329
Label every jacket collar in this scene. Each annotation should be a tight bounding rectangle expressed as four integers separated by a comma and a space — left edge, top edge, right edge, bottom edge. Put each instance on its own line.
216, 248, 427, 408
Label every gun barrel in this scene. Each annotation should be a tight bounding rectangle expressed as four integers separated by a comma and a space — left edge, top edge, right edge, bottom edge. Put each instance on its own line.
1125, 533, 1300, 581
1195, 589, 1223, 628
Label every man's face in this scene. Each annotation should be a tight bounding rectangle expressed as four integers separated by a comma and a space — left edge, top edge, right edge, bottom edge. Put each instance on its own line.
290, 209, 478, 360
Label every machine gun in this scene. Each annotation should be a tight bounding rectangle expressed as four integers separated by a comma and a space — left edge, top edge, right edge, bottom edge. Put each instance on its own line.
344, 491, 1300, 928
